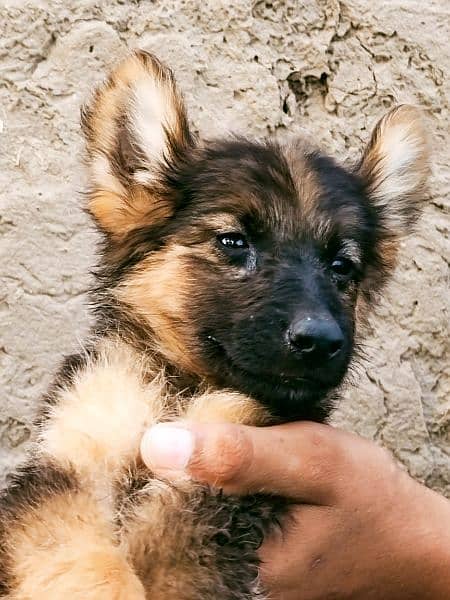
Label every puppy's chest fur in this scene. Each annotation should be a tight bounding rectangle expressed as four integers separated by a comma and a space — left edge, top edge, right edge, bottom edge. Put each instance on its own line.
0, 337, 284, 599
118, 470, 285, 598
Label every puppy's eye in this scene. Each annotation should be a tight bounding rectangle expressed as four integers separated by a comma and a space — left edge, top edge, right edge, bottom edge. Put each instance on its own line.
331, 257, 354, 277
217, 232, 249, 251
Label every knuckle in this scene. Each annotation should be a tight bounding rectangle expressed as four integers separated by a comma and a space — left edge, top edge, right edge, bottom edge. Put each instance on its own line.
212, 428, 252, 484
192, 426, 253, 486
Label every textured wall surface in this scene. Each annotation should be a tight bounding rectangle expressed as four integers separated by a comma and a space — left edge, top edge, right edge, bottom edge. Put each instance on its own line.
0, 1, 448, 493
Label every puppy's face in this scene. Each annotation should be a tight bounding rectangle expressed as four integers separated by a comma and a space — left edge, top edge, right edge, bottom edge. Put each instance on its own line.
82, 52, 429, 421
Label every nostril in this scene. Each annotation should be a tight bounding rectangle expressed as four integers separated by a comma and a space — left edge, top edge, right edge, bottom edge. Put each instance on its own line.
290, 334, 316, 354
288, 316, 344, 361
328, 339, 343, 359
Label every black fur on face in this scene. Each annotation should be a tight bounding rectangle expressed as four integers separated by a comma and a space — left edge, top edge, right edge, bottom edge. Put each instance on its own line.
185, 143, 377, 421
84, 52, 429, 423
92, 139, 377, 421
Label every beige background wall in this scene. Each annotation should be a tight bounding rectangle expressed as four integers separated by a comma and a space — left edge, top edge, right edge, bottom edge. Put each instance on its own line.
0, 0, 448, 493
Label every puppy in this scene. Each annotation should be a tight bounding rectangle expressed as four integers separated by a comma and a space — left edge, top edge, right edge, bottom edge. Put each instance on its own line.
0, 51, 429, 599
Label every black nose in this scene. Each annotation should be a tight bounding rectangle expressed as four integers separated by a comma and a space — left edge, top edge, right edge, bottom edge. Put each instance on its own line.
288, 316, 344, 361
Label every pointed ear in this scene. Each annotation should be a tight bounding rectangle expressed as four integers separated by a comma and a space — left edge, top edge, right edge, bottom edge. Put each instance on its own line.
358, 105, 430, 236
81, 50, 193, 237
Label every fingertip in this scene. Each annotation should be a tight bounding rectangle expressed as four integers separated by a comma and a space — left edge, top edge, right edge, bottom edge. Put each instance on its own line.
140, 422, 255, 491
140, 423, 194, 473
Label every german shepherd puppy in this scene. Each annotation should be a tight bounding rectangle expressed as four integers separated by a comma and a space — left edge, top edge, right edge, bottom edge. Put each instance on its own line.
0, 51, 429, 599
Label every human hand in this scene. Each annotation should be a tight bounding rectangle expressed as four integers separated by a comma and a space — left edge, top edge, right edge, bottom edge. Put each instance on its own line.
141, 421, 450, 599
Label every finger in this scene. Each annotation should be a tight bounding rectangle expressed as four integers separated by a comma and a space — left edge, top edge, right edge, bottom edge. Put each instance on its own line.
140, 420, 354, 503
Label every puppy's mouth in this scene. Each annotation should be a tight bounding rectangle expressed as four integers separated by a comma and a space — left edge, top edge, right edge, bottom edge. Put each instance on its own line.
204, 335, 336, 422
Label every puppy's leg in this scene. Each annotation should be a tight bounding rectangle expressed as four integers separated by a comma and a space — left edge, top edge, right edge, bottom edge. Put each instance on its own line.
2, 472, 145, 599
183, 389, 271, 425
0, 340, 161, 598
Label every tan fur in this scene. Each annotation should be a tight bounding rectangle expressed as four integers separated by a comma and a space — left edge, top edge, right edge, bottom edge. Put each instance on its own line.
83, 51, 191, 237
283, 142, 320, 212
185, 390, 270, 426
41, 337, 264, 480
6, 489, 146, 599
359, 105, 430, 232
85, 52, 182, 166
116, 244, 202, 372
89, 185, 173, 238
198, 213, 243, 234
282, 143, 346, 241
115, 239, 231, 373
40, 339, 165, 479
4, 334, 262, 598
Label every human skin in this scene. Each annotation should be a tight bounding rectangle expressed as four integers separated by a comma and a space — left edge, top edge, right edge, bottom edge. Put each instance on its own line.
141, 421, 450, 599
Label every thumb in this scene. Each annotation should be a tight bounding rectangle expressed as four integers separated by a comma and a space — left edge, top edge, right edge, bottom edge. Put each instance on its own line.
140, 421, 346, 503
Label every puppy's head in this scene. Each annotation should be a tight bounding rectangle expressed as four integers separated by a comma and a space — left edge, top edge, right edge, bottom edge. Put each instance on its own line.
82, 51, 429, 421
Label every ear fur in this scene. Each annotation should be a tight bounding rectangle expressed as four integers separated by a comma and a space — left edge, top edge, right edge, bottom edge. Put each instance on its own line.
81, 50, 193, 237
356, 106, 430, 303
358, 105, 430, 236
